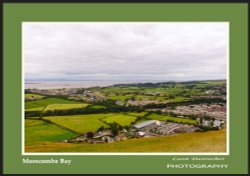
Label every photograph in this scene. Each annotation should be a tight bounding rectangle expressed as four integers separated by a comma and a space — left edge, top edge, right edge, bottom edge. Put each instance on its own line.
3, 2, 249, 174
23, 22, 228, 153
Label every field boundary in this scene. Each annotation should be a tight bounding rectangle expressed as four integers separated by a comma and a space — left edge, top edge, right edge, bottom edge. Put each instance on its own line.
41, 118, 82, 135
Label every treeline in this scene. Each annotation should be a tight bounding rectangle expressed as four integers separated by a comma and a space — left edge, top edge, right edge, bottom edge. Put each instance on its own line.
112, 81, 177, 88
41, 101, 144, 117
25, 111, 42, 118
109, 80, 223, 88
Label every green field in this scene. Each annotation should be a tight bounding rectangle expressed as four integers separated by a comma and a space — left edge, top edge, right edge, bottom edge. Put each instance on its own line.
43, 113, 145, 133
25, 94, 44, 99
25, 107, 44, 112
92, 80, 225, 100
44, 114, 110, 133
44, 103, 89, 111
102, 86, 141, 94
25, 119, 76, 145
166, 97, 192, 103
107, 91, 193, 103
90, 105, 106, 109
103, 114, 137, 126
24, 80, 226, 152
25, 98, 82, 109
109, 95, 133, 101
101, 86, 206, 102
147, 114, 198, 125
126, 112, 148, 117
25, 129, 226, 152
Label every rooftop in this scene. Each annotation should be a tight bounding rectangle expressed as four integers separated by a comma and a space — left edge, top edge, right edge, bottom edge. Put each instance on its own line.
133, 120, 160, 129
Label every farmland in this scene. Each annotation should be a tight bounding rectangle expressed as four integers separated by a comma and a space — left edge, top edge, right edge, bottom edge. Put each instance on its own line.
43, 113, 144, 133
25, 119, 76, 145
44, 115, 108, 133
25, 107, 44, 112
102, 114, 137, 126
25, 98, 82, 109
25, 93, 44, 99
126, 112, 148, 117
146, 114, 198, 125
24, 80, 227, 152
44, 103, 89, 111
90, 105, 106, 109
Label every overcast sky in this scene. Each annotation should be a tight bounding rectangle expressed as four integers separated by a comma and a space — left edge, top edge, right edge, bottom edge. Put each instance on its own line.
23, 22, 228, 82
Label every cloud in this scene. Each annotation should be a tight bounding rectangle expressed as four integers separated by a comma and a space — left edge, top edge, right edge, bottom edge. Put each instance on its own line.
23, 22, 228, 81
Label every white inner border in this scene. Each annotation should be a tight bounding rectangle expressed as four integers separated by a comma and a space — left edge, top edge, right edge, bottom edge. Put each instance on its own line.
21, 22, 230, 156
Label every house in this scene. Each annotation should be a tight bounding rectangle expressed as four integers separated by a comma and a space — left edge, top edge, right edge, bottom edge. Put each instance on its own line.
213, 120, 224, 129
26, 97, 38, 101
132, 120, 161, 131
93, 131, 115, 143
136, 131, 145, 137
145, 92, 160, 96
115, 101, 125, 106
114, 133, 127, 141
202, 119, 224, 129
84, 90, 92, 94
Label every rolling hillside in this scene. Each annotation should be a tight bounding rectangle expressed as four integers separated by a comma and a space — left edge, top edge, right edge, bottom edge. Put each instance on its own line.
25, 129, 226, 153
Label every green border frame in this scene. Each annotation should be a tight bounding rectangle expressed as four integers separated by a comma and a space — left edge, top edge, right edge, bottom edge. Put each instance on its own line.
3, 3, 248, 174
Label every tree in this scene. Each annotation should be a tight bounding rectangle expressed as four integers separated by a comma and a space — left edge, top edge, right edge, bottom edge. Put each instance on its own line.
109, 123, 120, 136
123, 125, 130, 130
86, 132, 94, 138
198, 118, 203, 125
97, 126, 105, 132
209, 121, 214, 127
131, 96, 135, 101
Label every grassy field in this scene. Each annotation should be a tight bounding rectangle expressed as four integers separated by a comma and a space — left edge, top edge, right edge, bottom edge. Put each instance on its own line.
25, 129, 226, 152
25, 107, 44, 112
147, 114, 198, 125
44, 103, 89, 111
44, 114, 110, 133
93, 80, 225, 100
24, 80, 226, 152
25, 119, 76, 145
25, 98, 82, 109
102, 87, 140, 94
166, 97, 192, 103
101, 86, 206, 102
25, 94, 44, 99
109, 95, 133, 101
43, 113, 145, 132
126, 112, 148, 117
102, 115, 137, 127
90, 105, 106, 109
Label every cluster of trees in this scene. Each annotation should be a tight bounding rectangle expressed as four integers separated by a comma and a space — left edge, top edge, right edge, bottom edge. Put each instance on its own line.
199, 126, 219, 131
24, 89, 33, 94
190, 98, 226, 104
41, 107, 106, 116
97, 122, 126, 137
25, 111, 42, 118
108, 123, 122, 136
